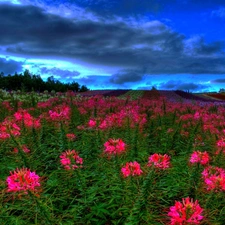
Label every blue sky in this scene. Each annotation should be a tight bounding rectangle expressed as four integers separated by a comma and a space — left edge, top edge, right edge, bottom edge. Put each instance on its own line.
0, 0, 225, 92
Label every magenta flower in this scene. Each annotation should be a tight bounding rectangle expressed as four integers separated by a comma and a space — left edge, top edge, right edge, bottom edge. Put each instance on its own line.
121, 161, 143, 178
190, 151, 210, 165
6, 168, 40, 194
104, 138, 126, 155
60, 150, 83, 170
147, 153, 170, 169
202, 166, 225, 191
168, 197, 204, 225
88, 119, 97, 128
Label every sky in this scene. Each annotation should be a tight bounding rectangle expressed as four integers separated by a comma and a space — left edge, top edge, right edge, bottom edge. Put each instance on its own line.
0, 0, 225, 92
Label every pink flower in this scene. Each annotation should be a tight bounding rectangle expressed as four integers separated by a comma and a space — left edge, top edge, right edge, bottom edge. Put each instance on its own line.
104, 138, 126, 155
6, 168, 40, 194
147, 153, 170, 169
60, 150, 83, 170
121, 161, 143, 178
190, 151, 210, 165
168, 197, 204, 225
202, 166, 225, 191
88, 119, 96, 128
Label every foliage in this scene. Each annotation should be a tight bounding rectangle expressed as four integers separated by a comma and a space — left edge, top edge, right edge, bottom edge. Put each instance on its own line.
1, 91, 225, 224
0, 69, 89, 92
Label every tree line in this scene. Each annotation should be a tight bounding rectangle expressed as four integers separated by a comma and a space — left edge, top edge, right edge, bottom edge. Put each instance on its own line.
0, 70, 89, 92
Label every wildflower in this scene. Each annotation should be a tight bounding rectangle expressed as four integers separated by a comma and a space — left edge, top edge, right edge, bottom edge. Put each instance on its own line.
147, 153, 170, 169
13, 145, 30, 153
6, 168, 40, 194
49, 105, 70, 122
202, 166, 225, 191
168, 197, 204, 225
88, 119, 96, 128
66, 133, 76, 141
104, 138, 126, 155
121, 161, 143, 178
216, 139, 225, 148
60, 150, 83, 170
190, 151, 209, 165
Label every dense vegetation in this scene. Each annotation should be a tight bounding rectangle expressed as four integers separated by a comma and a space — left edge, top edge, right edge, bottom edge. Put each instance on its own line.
1, 90, 225, 224
0, 70, 89, 92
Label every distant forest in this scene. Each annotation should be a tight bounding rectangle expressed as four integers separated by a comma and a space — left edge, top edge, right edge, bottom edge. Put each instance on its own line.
0, 70, 89, 92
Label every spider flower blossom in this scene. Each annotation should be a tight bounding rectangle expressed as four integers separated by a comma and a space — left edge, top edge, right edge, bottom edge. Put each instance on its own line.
60, 150, 83, 170
168, 197, 204, 225
104, 138, 126, 155
121, 161, 143, 178
190, 151, 210, 165
147, 153, 170, 169
6, 168, 40, 194
66, 133, 76, 141
202, 166, 225, 191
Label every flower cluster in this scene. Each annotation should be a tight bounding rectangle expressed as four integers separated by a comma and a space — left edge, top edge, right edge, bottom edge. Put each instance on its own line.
121, 161, 143, 178
202, 166, 225, 191
0, 120, 21, 140
168, 197, 204, 225
104, 138, 126, 155
60, 150, 83, 170
189, 151, 210, 165
147, 153, 170, 169
6, 168, 40, 194
48, 104, 70, 122
14, 110, 41, 129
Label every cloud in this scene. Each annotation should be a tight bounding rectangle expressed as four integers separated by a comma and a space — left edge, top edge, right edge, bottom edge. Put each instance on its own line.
136, 86, 153, 90
0, 2, 224, 80
183, 36, 223, 56
0, 57, 23, 74
39, 67, 80, 80
109, 69, 146, 84
211, 78, 225, 83
157, 80, 211, 92
211, 7, 225, 19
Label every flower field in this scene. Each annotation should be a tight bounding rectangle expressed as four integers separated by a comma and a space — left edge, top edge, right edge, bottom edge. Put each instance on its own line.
1, 89, 225, 224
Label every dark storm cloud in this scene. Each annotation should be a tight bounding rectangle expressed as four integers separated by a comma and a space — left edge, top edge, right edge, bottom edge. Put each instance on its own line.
0, 3, 225, 85
109, 69, 145, 84
157, 80, 210, 91
211, 78, 225, 83
0, 57, 23, 74
40, 67, 80, 79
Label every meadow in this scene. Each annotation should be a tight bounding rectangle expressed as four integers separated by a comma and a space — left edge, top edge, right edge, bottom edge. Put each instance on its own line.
1, 89, 225, 225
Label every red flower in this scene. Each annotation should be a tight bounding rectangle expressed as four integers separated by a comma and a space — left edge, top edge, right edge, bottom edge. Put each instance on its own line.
104, 138, 126, 155
202, 166, 225, 191
60, 150, 83, 170
13, 145, 30, 153
121, 161, 143, 178
66, 133, 76, 141
168, 197, 204, 224
147, 153, 170, 169
190, 151, 209, 165
7, 168, 40, 194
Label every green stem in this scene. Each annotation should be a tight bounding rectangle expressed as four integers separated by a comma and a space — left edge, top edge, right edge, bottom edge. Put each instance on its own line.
28, 191, 52, 224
